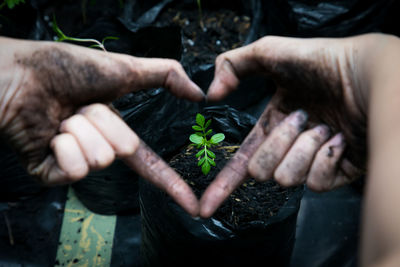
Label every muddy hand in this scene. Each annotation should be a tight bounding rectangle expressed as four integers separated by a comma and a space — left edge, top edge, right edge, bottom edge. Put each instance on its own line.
200, 35, 370, 217
0, 37, 203, 216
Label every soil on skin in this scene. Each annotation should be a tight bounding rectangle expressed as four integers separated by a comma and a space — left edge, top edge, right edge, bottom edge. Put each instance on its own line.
169, 141, 300, 230
156, 6, 251, 66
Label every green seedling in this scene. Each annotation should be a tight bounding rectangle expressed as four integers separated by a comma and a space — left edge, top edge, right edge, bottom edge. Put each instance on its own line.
0, 0, 25, 10
196, 0, 205, 30
189, 113, 225, 175
52, 16, 118, 52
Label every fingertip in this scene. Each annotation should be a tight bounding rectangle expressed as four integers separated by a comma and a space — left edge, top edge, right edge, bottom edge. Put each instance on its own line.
207, 58, 240, 102
190, 83, 206, 102
186, 200, 200, 217
199, 192, 214, 218
199, 185, 226, 218
199, 201, 215, 219
206, 75, 237, 102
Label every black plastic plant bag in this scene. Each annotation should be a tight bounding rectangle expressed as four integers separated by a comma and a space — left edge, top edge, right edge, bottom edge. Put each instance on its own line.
257, 0, 399, 38
138, 106, 304, 267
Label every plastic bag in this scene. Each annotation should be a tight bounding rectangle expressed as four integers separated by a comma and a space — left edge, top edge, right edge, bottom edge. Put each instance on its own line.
139, 106, 304, 267
257, 0, 398, 38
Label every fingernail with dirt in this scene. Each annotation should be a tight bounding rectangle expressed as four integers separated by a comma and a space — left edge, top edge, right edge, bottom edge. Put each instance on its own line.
314, 124, 330, 138
288, 110, 308, 129
331, 133, 345, 146
327, 133, 345, 157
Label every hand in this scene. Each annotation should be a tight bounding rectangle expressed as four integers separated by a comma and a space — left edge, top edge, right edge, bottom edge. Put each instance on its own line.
200, 34, 374, 217
0, 37, 204, 216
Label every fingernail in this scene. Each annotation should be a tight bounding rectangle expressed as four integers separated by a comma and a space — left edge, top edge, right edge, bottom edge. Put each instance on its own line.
314, 124, 330, 137
331, 133, 345, 146
288, 110, 308, 129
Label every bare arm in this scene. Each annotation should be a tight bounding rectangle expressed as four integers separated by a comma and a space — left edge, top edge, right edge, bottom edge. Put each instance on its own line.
361, 35, 400, 267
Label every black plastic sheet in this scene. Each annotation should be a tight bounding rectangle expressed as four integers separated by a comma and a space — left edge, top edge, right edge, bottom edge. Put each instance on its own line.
0, 187, 67, 266
257, 0, 399, 38
138, 106, 304, 267
0, 0, 399, 266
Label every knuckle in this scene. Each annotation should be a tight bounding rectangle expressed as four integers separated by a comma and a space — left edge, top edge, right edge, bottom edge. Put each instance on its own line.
65, 164, 89, 181
274, 168, 299, 187
167, 59, 181, 72
215, 54, 226, 66
274, 171, 291, 187
168, 178, 186, 195
50, 134, 63, 148
90, 149, 115, 169
83, 103, 109, 117
61, 114, 85, 131
116, 134, 139, 157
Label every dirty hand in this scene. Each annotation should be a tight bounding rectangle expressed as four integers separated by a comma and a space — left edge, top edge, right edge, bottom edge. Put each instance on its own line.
0, 37, 204, 216
200, 34, 376, 217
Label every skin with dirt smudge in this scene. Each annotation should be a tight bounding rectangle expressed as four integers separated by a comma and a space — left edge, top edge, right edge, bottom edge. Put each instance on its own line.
0, 37, 203, 216
201, 35, 371, 218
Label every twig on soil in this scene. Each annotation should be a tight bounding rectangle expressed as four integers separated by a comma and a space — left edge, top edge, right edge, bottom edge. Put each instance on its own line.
3, 211, 14, 246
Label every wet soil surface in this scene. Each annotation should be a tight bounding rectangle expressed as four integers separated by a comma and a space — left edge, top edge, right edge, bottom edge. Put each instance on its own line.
169, 141, 300, 229
156, 7, 251, 66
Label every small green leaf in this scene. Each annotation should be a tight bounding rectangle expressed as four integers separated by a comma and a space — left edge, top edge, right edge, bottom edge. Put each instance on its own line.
210, 133, 225, 144
202, 160, 211, 175
189, 134, 203, 144
196, 148, 205, 158
206, 150, 216, 158
205, 129, 212, 136
196, 113, 205, 127
204, 119, 212, 129
192, 125, 202, 131
208, 158, 216, 166
5, 0, 24, 9
198, 157, 206, 166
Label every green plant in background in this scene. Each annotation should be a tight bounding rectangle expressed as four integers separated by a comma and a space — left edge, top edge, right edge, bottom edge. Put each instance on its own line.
190, 113, 225, 175
0, 0, 25, 10
52, 16, 118, 52
196, 0, 205, 30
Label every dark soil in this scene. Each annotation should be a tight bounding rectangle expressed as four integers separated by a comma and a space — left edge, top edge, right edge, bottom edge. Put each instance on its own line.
156, 6, 251, 66
169, 141, 300, 229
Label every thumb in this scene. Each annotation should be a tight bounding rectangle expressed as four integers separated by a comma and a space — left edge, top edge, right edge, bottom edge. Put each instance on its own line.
207, 35, 325, 102
21, 41, 205, 105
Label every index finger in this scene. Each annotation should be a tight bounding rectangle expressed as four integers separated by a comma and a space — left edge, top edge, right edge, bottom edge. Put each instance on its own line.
199, 102, 286, 218
123, 141, 199, 217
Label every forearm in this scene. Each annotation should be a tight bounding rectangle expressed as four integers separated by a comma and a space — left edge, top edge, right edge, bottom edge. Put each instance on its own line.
360, 34, 400, 266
